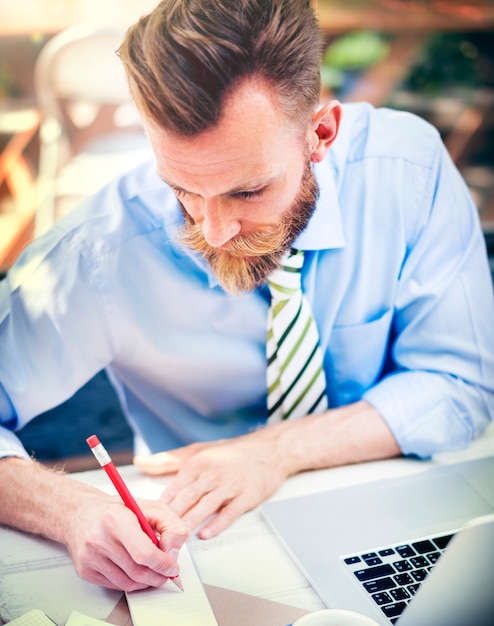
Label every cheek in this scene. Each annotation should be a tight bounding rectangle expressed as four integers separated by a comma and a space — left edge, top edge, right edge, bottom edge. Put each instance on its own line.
262, 184, 299, 219
237, 199, 288, 228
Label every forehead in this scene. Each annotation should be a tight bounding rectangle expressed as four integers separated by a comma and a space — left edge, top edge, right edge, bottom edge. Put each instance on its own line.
144, 79, 307, 194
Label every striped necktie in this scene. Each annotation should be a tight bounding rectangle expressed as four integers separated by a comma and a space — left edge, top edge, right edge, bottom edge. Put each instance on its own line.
266, 249, 328, 423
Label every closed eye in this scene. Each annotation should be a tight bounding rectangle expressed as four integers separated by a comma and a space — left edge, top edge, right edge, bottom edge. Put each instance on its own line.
166, 180, 266, 201
233, 188, 265, 200
172, 187, 187, 199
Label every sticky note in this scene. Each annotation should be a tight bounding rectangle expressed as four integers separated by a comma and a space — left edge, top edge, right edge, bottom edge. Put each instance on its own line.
65, 611, 108, 626
6, 610, 56, 626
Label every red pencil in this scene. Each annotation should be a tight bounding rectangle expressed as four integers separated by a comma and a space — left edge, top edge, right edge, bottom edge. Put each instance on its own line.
86, 434, 183, 591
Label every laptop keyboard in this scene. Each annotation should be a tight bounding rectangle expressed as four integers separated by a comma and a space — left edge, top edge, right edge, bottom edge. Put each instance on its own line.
341, 531, 456, 624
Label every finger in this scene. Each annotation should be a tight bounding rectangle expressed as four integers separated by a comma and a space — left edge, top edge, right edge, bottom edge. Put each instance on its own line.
197, 498, 248, 539
178, 488, 231, 532
154, 518, 190, 555
107, 558, 171, 591
159, 462, 206, 507
163, 472, 214, 517
119, 553, 174, 588
138, 498, 190, 556
76, 531, 171, 591
168, 472, 247, 532
134, 442, 213, 475
84, 553, 170, 592
133, 451, 182, 475
135, 441, 225, 476
159, 484, 177, 506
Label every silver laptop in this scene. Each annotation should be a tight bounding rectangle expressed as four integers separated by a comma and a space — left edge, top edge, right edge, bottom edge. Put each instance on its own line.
261, 456, 494, 625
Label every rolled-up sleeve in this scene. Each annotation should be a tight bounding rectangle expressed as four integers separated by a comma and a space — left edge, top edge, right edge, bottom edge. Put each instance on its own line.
364, 141, 494, 457
0, 382, 30, 459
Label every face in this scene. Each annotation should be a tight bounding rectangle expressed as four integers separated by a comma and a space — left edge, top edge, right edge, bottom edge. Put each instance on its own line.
177, 157, 318, 294
144, 79, 334, 294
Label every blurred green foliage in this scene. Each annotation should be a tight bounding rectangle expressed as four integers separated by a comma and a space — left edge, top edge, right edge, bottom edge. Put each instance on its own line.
321, 30, 390, 91
405, 33, 481, 93
323, 30, 390, 70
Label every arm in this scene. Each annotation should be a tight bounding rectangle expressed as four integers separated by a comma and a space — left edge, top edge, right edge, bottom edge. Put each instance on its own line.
362, 142, 494, 457
0, 456, 189, 590
136, 125, 494, 540
135, 400, 400, 539
0, 184, 193, 589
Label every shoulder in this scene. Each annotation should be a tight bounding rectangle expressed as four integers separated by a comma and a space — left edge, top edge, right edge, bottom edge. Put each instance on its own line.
333, 101, 442, 169
50, 159, 180, 259
9, 160, 180, 287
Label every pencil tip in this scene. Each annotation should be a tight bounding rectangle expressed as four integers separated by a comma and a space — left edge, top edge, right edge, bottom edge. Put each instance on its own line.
170, 575, 184, 591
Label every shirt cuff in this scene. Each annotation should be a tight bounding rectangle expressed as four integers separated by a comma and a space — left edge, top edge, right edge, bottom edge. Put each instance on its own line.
0, 384, 30, 459
362, 371, 481, 458
0, 424, 31, 460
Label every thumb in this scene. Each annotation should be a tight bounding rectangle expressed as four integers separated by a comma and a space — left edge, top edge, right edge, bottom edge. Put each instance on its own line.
133, 451, 183, 475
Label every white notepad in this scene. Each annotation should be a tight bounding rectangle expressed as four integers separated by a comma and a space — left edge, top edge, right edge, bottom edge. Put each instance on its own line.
126, 543, 218, 625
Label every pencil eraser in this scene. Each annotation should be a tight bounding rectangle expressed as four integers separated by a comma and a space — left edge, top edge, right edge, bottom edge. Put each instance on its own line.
86, 434, 100, 448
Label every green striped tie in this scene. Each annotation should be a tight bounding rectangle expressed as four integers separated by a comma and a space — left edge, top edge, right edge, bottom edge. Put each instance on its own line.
266, 249, 328, 422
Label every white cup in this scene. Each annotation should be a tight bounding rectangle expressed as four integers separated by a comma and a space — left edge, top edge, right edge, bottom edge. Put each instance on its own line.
293, 608, 380, 626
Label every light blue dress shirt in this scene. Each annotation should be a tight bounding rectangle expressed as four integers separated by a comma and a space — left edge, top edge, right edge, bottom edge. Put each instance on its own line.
1, 102, 493, 460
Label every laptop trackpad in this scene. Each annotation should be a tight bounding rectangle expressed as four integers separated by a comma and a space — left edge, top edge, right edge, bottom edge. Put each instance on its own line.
377, 472, 492, 529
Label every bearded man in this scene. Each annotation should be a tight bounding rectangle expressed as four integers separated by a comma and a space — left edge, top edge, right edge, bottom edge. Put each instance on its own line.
0, 0, 493, 592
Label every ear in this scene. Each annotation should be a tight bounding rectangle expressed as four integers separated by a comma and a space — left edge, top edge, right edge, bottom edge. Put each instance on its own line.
308, 100, 342, 163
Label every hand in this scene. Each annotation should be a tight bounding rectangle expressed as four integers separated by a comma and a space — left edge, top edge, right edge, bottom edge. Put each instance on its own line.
133, 428, 290, 540
65, 492, 189, 591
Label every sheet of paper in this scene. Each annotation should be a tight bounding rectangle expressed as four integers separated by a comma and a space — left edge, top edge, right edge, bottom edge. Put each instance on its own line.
4, 610, 56, 626
187, 509, 325, 612
126, 544, 218, 626
0, 526, 120, 625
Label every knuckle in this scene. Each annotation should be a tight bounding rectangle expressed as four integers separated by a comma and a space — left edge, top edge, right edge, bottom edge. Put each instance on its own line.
121, 576, 150, 592
124, 561, 166, 589
180, 483, 202, 502
129, 543, 155, 567
182, 508, 203, 530
220, 502, 243, 524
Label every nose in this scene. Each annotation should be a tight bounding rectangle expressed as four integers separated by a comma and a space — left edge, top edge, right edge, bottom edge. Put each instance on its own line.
200, 199, 241, 248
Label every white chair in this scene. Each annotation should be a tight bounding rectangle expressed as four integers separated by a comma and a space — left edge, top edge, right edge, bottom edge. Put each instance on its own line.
34, 24, 151, 236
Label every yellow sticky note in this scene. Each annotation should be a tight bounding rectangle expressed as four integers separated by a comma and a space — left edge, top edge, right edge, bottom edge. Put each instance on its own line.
7, 610, 56, 626
65, 611, 107, 626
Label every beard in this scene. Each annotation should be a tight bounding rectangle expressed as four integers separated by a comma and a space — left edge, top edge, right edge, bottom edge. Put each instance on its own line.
176, 158, 319, 295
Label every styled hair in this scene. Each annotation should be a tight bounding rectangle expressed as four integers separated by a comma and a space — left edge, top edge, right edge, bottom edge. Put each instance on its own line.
118, 0, 322, 136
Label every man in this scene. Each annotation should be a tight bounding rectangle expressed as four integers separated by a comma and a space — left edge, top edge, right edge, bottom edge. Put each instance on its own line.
1, 0, 493, 593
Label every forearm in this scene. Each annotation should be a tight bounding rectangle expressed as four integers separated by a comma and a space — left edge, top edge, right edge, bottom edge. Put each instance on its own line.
0, 456, 103, 544
270, 400, 401, 477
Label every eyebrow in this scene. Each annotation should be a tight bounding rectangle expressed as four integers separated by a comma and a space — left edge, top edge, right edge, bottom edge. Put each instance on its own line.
158, 172, 278, 197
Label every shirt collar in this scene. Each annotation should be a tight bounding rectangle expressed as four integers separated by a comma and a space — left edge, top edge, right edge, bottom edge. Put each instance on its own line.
292, 158, 346, 251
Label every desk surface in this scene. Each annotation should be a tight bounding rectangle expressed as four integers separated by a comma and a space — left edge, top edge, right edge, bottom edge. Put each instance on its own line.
1, 422, 493, 625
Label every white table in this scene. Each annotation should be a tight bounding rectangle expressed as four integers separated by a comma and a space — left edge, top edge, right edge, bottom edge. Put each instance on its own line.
1, 421, 493, 625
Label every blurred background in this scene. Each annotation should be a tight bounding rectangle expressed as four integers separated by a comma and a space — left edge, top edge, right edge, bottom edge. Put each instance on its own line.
0, 0, 493, 469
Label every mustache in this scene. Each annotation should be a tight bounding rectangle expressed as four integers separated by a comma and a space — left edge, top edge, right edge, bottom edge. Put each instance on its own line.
178, 216, 293, 260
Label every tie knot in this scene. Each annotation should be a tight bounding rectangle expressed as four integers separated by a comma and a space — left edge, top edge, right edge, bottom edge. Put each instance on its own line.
267, 249, 304, 301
